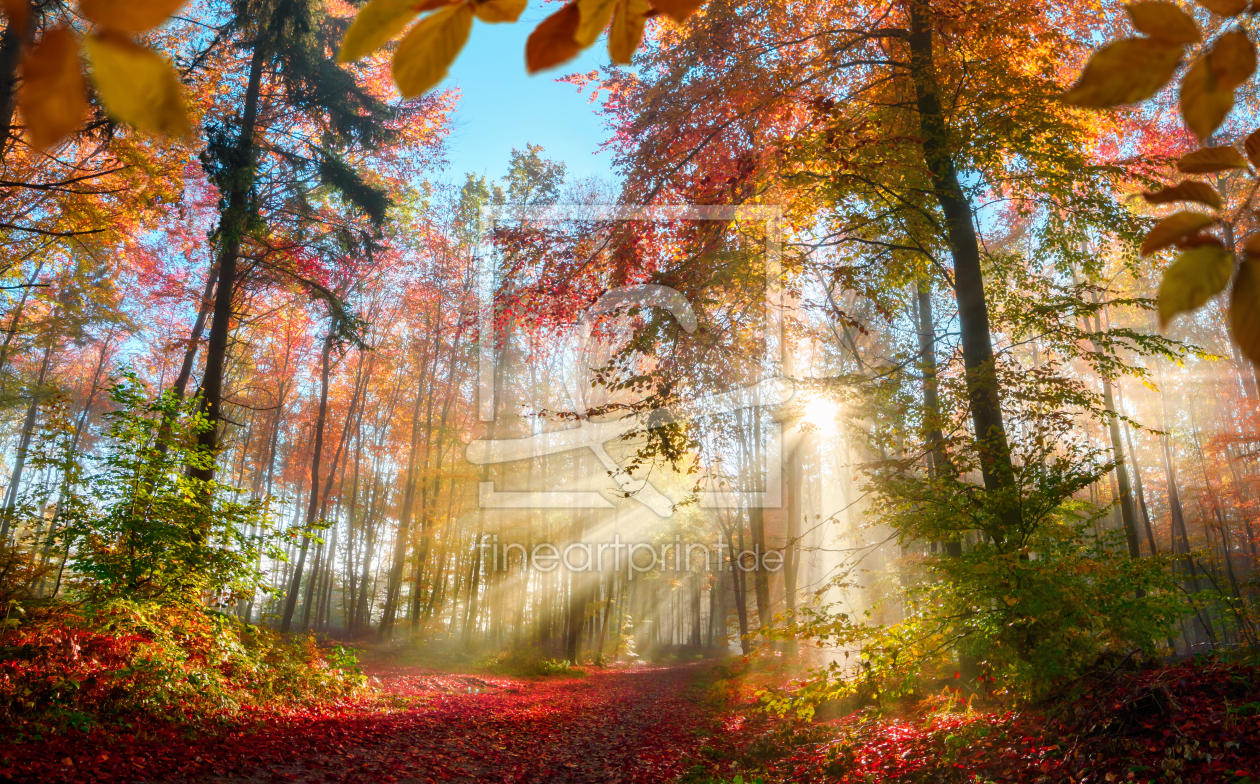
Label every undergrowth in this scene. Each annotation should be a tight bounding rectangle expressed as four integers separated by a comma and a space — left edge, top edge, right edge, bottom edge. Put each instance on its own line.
0, 597, 367, 735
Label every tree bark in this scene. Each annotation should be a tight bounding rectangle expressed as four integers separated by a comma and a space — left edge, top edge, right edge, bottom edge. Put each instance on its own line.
280, 316, 335, 633
906, 2, 1019, 543
192, 41, 266, 483
0, 6, 34, 164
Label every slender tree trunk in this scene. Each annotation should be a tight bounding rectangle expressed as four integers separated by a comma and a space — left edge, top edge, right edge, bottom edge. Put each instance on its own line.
171, 264, 219, 401
193, 41, 266, 483
0, 261, 44, 393
280, 318, 335, 633
379, 337, 432, 638
0, 6, 34, 163
906, 3, 1019, 543
1, 340, 52, 543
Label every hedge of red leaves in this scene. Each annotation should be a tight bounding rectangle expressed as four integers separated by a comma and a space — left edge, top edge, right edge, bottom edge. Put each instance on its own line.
729, 657, 1260, 783
0, 602, 365, 731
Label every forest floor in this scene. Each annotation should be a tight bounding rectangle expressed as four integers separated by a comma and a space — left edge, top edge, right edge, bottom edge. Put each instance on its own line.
4, 653, 1260, 783
0, 660, 720, 784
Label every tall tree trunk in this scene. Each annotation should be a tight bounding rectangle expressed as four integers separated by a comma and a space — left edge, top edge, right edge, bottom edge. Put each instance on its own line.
192, 41, 266, 484
0, 6, 34, 163
379, 336, 433, 638
280, 317, 335, 633
171, 264, 219, 401
1, 340, 52, 543
906, 3, 1019, 543
0, 261, 44, 393
1102, 375, 1142, 557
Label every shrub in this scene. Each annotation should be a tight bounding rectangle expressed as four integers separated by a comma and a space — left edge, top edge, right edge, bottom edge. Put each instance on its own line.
0, 598, 367, 732
483, 648, 585, 677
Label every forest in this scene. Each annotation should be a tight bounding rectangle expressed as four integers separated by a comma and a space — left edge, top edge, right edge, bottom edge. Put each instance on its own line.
2, 0, 1260, 782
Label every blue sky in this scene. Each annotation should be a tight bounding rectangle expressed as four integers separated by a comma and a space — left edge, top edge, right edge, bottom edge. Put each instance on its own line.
438, 13, 620, 187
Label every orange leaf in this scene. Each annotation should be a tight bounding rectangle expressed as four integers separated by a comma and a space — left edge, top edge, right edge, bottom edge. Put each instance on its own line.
1245, 128, 1260, 166
1126, 2, 1200, 45
79, 0, 187, 33
526, 3, 582, 73
1141, 180, 1222, 210
1062, 38, 1182, 108
1210, 29, 1256, 89
1180, 55, 1234, 140
649, 0, 705, 23
18, 26, 87, 149
1, 0, 28, 31
1141, 210, 1216, 256
472, 0, 527, 23
1196, 0, 1247, 15
1176, 145, 1249, 173
1234, 259, 1260, 363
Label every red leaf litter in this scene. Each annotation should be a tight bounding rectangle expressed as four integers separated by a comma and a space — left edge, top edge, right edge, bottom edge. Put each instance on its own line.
750, 657, 1260, 783
0, 664, 710, 783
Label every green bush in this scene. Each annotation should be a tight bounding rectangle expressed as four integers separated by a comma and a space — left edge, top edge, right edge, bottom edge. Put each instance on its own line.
482, 648, 585, 677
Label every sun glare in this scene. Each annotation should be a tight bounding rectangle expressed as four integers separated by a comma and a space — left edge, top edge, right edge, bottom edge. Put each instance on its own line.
802, 395, 840, 433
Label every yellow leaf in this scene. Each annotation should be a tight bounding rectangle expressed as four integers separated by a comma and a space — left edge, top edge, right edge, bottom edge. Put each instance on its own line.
84, 32, 190, 137
1126, 2, 1200, 45
649, 0, 705, 23
1003, 596, 1018, 606
1142, 180, 1222, 209
1141, 210, 1216, 256
1180, 57, 1234, 140
2, 0, 28, 31
576, 0, 617, 47
1062, 38, 1182, 108
1231, 259, 1260, 363
391, 4, 472, 98
338, 0, 429, 63
1176, 145, 1249, 173
18, 26, 86, 150
1196, 0, 1247, 14
79, 0, 186, 33
1159, 242, 1234, 326
526, 3, 582, 73
472, 0, 527, 23
609, 0, 650, 64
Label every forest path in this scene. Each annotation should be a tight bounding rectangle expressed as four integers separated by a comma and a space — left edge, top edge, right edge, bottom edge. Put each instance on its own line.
205, 663, 713, 784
